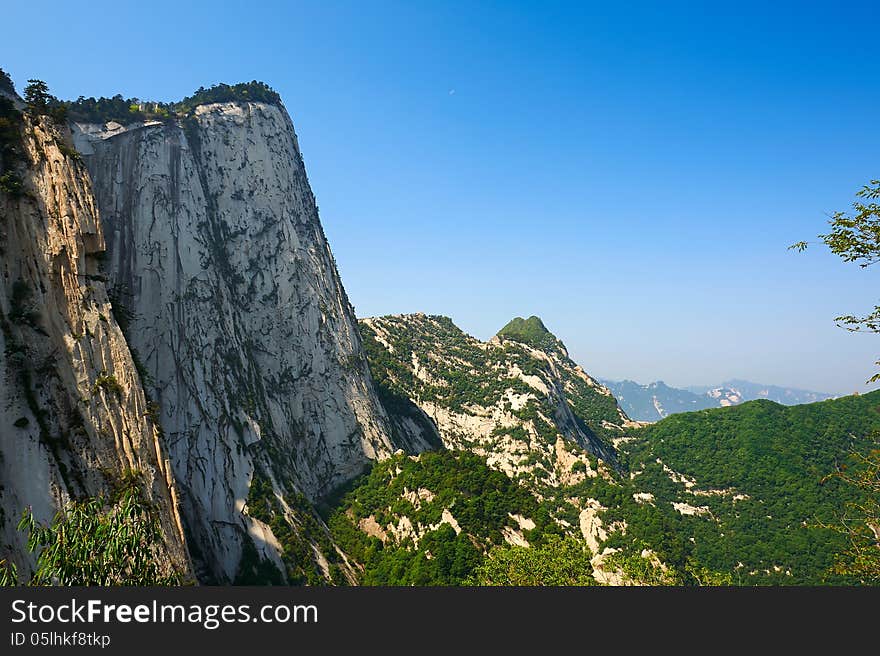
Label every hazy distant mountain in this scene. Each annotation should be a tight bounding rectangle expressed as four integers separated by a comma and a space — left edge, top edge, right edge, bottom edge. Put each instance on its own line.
601, 378, 834, 422
686, 379, 834, 406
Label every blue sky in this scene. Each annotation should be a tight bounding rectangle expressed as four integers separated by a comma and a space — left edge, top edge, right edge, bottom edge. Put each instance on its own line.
3, 1, 879, 394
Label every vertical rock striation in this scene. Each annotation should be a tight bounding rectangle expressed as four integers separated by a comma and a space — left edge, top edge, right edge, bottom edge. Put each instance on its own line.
76, 101, 398, 582
0, 105, 190, 579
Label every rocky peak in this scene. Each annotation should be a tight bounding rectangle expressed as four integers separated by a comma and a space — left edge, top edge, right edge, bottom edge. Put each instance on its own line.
497, 315, 568, 356
360, 313, 629, 491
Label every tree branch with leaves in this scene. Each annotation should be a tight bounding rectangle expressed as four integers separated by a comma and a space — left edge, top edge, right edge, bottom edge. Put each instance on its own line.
792, 181, 880, 583
0, 477, 183, 586
791, 180, 880, 381
820, 448, 880, 583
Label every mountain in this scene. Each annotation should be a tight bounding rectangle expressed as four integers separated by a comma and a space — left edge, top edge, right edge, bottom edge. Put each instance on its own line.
602, 378, 834, 421
496, 315, 561, 351
1, 76, 415, 584
3, 70, 877, 587
601, 380, 719, 421
611, 392, 880, 583
71, 87, 408, 583
689, 379, 834, 406
338, 311, 880, 585
336, 313, 636, 583
0, 84, 190, 579
360, 314, 632, 490
325, 450, 553, 585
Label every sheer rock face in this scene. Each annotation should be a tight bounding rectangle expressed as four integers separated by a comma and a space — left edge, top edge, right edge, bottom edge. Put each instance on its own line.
75, 102, 397, 582
0, 112, 190, 579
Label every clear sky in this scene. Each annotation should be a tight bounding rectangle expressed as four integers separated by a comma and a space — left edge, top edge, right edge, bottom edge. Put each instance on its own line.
3, 1, 879, 394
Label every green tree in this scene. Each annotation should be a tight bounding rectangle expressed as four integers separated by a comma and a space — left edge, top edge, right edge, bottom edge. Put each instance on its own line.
23, 79, 51, 112
822, 448, 880, 583
791, 186, 880, 584
791, 180, 880, 381
22, 79, 66, 123
470, 535, 597, 586
0, 68, 14, 95
0, 479, 182, 586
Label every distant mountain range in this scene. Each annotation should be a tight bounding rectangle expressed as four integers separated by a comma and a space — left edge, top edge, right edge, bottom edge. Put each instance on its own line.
351, 314, 876, 585
600, 378, 834, 422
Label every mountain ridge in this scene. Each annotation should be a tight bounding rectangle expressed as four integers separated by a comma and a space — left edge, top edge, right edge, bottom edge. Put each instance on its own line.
601, 377, 834, 422
339, 311, 880, 584
360, 312, 630, 489
1, 72, 412, 584
3, 70, 876, 587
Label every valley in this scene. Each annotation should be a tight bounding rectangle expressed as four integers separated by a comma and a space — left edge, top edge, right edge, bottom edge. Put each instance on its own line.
0, 70, 877, 587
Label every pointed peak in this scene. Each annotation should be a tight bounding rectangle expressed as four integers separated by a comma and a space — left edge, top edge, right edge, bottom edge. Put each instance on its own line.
496, 316, 564, 351
498, 315, 550, 336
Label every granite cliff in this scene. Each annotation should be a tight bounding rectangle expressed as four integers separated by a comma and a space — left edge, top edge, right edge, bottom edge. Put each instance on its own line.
72, 95, 400, 582
0, 85, 190, 580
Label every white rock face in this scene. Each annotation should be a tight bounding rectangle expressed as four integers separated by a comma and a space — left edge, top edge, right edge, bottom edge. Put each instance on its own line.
579, 499, 608, 555
0, 113, 190, 579
76, 101, 397, 582
360, 314, 625, 492
672, 502, 711, 517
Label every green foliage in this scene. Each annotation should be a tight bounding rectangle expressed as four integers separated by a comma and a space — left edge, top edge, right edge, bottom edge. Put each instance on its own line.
0, 95, 25, 192
822, 447, 880, 583
65, 81, 282, 126
0, 560, 17, 586
65, 95, 172, 125
23, 80, 51, 111
242, 471, 345, 585
565, 374, 626, 440
233, 532, 285, 585
470, 534, 596, 585
329, 451, 551, 585
1, 478, 181, 585
615, 392, 880, 584
684, 559, 735, 586
497, 315, 561, 351
601, 550, 680, 586
0, 171, 24, 196
173, 81, 282, 115
9, 279, 39, 326
808, 180, 880, 267
345, 524, 482, 586
0, 67, 14, 95
55, 138, 80, 161
107, 286, 137, 335
0, 105, 25, 198
23, 79, 66, 124
792, 180, 880, 381
93, 370, 124, 399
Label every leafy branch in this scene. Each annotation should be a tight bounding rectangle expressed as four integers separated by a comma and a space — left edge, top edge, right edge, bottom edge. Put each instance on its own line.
792, 180, 880, 381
